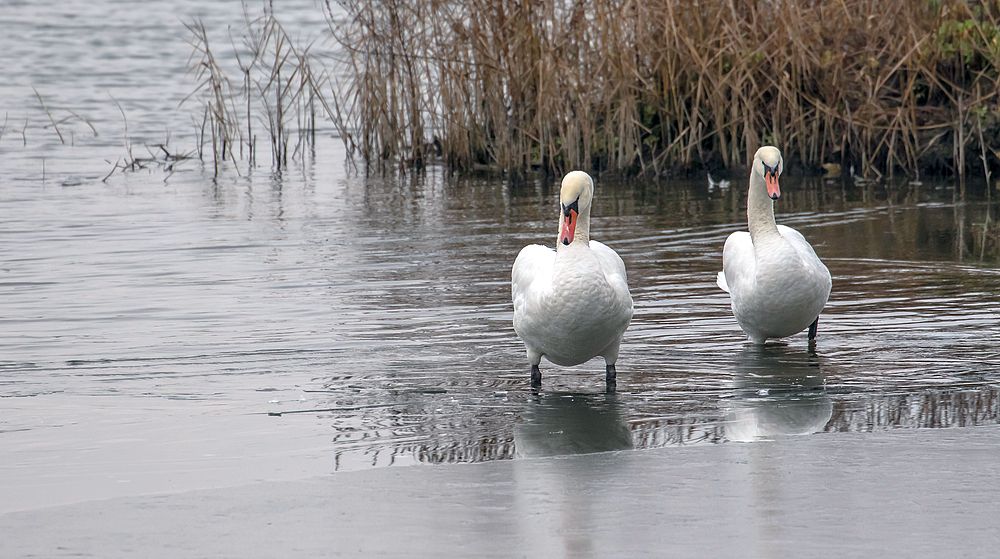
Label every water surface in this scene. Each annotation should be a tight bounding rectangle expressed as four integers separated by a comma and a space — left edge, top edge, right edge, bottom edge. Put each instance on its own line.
1, 0, 1000, 513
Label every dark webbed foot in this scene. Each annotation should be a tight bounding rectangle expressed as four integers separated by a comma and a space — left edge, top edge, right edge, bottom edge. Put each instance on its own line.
808, 317, 819, 340
530, 365, 541, 387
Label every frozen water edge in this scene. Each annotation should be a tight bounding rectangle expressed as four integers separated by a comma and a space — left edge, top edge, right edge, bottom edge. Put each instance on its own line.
3, 424, 998, 558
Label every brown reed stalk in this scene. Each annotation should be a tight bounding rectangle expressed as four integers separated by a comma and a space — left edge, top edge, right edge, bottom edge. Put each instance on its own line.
326, 0, 1000, 178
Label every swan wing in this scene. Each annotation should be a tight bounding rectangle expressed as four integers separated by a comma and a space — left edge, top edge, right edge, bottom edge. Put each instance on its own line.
778, 225, 819, 260
589, 239, 634, 322
511, 244, 555, 313
720, 231, 754, 294
778, 224, 832, 294
588, 240, 628, 286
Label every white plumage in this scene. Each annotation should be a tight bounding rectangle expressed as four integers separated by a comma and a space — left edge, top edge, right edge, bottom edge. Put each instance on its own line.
719, 147, 832, 344
511, 171, 633, 385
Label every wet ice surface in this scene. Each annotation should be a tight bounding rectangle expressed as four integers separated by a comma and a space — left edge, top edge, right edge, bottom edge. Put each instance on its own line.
2, 0, 1000, 534
3, 426, 1000, 558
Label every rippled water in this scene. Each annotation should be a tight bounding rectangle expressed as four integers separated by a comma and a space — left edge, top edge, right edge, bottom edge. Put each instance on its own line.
301, 174, 1000, 470
2, 0, 1000, 511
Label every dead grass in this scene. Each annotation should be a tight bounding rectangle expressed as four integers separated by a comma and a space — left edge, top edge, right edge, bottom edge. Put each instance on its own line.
326, 0, 1000, 177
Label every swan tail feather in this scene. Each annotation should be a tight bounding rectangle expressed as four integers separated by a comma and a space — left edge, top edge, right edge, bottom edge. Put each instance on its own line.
716, 271, 730, 293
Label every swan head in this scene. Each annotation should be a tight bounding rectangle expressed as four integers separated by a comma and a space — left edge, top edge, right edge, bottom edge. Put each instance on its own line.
559, 171, 594, 245
753, 146, 783, 200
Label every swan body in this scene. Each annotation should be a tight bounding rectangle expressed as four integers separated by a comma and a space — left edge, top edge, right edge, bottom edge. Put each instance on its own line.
512, 171, 633, 385
718, 147, 832, 344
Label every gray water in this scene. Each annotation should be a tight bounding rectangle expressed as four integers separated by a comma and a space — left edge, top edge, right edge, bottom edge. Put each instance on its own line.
2, 0, 1000, 515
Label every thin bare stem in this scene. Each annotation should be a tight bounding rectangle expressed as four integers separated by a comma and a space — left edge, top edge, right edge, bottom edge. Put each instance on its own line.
32, 88, 64, 144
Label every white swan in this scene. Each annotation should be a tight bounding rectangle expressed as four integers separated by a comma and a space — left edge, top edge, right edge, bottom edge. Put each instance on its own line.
512, 171, 633, 387
717, 146, 832, 344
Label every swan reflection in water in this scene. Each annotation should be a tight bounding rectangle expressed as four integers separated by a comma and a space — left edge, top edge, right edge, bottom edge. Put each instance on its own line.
512, 392, 633, 555
514, 392, 633, 458
722, 345, 833, 442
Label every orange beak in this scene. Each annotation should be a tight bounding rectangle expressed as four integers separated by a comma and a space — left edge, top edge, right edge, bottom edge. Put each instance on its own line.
560, 209, 578, 245
765, 172, 780, 200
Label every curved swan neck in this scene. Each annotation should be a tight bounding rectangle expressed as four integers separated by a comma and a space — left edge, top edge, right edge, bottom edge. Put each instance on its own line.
574, 207, 592, 244
556, 206, 592, 250
748, 171, 779, 241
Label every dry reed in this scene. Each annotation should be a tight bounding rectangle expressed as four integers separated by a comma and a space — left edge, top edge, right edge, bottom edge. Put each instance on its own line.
184, 4, 335, 175
31, 88, 99, 147
326, 0, 1000, 177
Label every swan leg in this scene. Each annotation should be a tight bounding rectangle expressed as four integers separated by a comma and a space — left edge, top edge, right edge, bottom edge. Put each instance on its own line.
526, 347, 543, 387
808, 317, 819, 340
602, 341, 621, 390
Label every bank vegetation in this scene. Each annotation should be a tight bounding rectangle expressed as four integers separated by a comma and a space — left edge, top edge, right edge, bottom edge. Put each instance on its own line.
329, 0, 1000, 179
187, 0, 1000, 179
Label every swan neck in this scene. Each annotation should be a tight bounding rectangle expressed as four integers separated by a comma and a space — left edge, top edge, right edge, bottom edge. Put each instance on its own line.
575, 207, 592, 244
748, 171, 779, 241
556, 206, 592, 250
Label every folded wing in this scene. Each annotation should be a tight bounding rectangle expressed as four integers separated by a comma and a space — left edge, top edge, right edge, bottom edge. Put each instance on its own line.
720, 231, 754, 294
511, 244, 555, 313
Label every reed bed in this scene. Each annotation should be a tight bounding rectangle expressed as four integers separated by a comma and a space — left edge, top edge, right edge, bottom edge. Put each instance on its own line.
327, 0, 1000, 177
